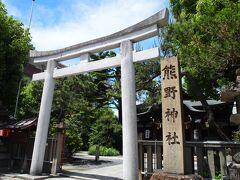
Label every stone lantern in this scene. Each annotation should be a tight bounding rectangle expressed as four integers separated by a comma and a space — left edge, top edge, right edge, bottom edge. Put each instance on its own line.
221, 68, 240, 127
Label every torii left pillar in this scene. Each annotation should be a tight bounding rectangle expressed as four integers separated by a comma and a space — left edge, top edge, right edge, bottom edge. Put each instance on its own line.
30, 60, 56, 175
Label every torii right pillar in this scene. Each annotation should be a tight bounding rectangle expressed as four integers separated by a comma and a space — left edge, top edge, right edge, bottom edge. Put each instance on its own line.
121, 40, 138, 180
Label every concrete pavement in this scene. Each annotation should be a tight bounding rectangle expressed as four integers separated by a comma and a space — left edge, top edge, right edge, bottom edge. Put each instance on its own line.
62, 151, 123, 179
62, 164, 122, 180
0, 151, 123, 180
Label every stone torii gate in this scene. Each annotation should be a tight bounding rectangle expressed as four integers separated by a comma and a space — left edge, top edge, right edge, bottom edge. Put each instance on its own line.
29, 8, 168, 179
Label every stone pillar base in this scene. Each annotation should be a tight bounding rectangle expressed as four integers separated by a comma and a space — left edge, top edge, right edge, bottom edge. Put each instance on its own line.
150, 170, 203, 180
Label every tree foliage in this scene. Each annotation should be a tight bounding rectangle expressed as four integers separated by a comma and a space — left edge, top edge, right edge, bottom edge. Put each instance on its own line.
19, 71, 121, 154
88, 145, 120, 156
18, 81, 42, 118
0, 1, 32, 111
18, 50, 122, 154
135, 60, 161, 105
163, 0, 240, 98
89, 109, 122, 150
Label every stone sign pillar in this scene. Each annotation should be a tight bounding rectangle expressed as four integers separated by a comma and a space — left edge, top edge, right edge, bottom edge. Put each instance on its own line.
30, 60, 56, 175
121, 40, 138, 180
161, 56, 185, 174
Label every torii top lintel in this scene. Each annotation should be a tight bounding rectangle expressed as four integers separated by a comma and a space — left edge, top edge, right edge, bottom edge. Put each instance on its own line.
30, 8, 169, 64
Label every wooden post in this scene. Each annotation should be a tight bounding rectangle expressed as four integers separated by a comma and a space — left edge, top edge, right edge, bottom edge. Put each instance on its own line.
51, 122, 65, 174
138, 142, 143, 180
207, 148, 215, 178
138, 133, 143, 180
196, 146, 204, 176
184, 146, 193, 174
147, 146, 153, 173
21, 143, 30, 173
161, 57, 185, 174
156, 146, 162, 169
95, 145, 100, 162
219, 149, 227, 178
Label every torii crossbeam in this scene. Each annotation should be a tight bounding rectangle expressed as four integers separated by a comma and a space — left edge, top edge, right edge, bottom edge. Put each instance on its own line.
30, 8, 168, 180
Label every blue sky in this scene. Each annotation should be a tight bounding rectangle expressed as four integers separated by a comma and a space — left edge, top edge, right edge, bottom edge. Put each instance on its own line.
2, 0, 169, 51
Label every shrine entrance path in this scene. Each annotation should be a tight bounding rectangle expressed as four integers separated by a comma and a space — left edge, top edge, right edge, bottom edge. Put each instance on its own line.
61, 151, 123, 179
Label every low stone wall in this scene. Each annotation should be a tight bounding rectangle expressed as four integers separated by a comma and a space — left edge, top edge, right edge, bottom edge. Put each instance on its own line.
150, 170, 203, 180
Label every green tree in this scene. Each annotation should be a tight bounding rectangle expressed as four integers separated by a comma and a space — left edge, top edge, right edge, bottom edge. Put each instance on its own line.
90, 48, 162, 122
19, 72, 119, 154
0, 1, 32, 111
18, 81, 42, 118
164, 0, 240, 98
89, 109, 122, 151
135, 59, 161, 106
160, 0, 240, 141
90, 50, 162, 122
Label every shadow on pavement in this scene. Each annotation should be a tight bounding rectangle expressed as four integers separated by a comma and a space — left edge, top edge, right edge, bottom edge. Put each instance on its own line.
60, 171, 122, 180
64, 156, 121, 169
70, 157, 112, 165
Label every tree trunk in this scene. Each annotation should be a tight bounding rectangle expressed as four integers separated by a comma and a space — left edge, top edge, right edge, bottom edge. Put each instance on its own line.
118, 97, 122, 123
184, 72, 230, 141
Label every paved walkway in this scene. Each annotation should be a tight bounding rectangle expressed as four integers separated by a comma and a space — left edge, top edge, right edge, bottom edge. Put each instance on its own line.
61, 151, 123, 179
0, 152, 123, 180
62, 164, 122, 180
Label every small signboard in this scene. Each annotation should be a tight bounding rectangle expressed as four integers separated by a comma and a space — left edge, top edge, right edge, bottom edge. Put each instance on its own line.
161, 56, 185, 174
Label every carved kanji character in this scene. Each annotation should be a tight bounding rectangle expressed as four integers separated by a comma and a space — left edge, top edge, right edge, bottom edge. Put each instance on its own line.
162, 65, 177, 80
165, 108, 178, 123
164, 86, 178, 99
165, 132, 180, 145
171, 132, 180, 145
165, 132, 172, 145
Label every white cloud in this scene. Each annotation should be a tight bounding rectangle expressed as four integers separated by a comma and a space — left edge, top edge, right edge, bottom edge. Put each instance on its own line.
5, 0, 169, 51
2, 0, 23, 19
